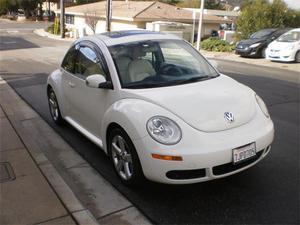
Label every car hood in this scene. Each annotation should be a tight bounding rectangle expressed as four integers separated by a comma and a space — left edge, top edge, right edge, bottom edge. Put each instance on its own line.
122, 75, 257, 132
268, 40, 297, 50
238, 38, 265, 46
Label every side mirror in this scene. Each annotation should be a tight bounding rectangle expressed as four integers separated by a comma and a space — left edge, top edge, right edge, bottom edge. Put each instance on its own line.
86, 74, 113, 89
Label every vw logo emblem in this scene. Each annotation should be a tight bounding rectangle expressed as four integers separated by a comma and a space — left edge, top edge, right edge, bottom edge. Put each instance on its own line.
224, 112, 234, 123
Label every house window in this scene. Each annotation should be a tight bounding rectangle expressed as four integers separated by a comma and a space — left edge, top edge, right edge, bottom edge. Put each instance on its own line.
65, 14, 74, 24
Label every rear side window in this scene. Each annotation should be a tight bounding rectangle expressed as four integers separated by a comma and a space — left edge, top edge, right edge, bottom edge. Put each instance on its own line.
61, 46, 77, 73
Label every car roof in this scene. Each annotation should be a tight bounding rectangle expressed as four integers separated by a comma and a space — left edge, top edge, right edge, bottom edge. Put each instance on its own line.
86, 30, 181, 46
258, 28, 278, 32
289, 28, 300, 32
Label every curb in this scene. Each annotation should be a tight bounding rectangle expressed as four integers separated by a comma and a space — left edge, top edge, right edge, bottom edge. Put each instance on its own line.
34, 28, 75, 42
0, 77, 99, 225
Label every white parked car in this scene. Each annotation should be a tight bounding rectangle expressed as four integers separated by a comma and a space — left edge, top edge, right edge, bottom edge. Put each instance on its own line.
266, 28, 300, 62
47, 31, 274, 185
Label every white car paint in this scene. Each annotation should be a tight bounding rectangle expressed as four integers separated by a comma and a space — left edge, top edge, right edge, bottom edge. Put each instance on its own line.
47, 31, 274, 184
266, 28, 300, 62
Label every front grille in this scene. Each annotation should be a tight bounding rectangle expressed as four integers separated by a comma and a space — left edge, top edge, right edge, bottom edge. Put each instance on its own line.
166, 169, 206, 180
212, 150, 264, 176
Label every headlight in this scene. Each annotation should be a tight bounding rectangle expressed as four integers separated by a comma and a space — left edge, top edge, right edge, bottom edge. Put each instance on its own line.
146, 116, 182, 145
250, 43, 261, 48
255, 94, 270, 118
288, 44, 296, 50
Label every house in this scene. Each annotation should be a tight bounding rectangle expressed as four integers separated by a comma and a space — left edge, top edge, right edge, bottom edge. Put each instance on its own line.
55, 1, 231, 38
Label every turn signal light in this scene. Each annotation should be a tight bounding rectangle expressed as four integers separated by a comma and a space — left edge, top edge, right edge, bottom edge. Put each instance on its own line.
151, 154, 183, 161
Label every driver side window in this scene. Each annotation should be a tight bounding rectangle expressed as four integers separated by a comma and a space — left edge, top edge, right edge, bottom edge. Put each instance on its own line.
61, 45, 77, 73
74, 46, 106, 79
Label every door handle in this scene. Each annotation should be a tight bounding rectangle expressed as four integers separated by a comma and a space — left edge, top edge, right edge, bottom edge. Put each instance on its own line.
68, 82, 75, 88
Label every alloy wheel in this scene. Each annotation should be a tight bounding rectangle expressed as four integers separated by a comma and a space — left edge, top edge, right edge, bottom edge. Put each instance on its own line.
296, 52, 300, 63
49, 92, 59, 121
111, 135, 133, 180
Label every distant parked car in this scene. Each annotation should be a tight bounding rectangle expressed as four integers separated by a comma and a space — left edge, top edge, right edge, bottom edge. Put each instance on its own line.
43, 10, 55, 21
17, 9, 26, 21
266, 28, 300, 63
235, 28, 291, 58
17, 9, 25, 17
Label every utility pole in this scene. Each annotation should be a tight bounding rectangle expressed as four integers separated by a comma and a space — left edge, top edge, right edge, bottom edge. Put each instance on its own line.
106, 0, 112, 32
196, 0, 204, 51
191, 11, 196, 45
60, 0, 65, 38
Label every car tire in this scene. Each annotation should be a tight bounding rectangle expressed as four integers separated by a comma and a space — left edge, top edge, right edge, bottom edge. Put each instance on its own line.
48, 88, 64, 125
108, 127, 144, 186
295, 51, 300, 63
261, 48, 267, 58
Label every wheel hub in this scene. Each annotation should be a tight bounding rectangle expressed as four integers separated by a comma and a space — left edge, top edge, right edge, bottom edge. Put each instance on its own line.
111, 135, 133, 180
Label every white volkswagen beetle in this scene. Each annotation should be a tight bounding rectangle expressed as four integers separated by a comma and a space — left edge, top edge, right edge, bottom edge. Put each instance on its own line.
47, 31, 274, 185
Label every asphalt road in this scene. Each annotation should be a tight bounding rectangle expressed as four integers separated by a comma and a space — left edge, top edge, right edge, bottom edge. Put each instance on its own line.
1, 23, 299, 224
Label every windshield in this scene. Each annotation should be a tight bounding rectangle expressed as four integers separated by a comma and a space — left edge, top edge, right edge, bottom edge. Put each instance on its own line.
108, 40, 218, 89
250, 30, 274, 39
277, 31, 300, 42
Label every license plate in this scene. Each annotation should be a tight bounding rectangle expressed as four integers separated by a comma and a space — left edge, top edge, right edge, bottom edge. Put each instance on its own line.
233, 143, 256, 164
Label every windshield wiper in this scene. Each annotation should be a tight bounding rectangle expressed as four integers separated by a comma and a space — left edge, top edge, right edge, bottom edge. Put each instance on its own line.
174, 75, 212, 85
123, 82, 170, 89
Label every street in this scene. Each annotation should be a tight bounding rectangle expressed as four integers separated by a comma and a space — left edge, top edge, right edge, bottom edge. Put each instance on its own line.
0, 21, 299, 224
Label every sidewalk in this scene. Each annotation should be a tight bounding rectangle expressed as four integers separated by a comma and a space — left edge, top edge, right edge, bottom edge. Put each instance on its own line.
201, 50, 300, 73
34, 29, 75, 42
0, 77, 151, 225
0, 80, 97, 224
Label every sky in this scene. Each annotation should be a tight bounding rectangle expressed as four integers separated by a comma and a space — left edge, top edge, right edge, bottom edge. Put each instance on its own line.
283, 0, 300, 9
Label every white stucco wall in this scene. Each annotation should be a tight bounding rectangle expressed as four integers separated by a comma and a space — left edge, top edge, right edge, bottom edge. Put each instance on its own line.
65, 16, 146, 37
65, 15, 219, 39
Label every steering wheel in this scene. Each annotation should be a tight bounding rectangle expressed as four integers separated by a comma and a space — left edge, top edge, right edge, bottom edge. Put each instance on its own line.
159, 64, 184, 76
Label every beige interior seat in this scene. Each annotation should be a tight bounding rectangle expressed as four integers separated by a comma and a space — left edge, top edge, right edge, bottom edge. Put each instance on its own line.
115, 56, 132, 83
128, 59, 156, 82
128, 47, 156, 82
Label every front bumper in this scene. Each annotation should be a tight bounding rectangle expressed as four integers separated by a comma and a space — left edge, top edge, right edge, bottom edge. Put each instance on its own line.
133, 110, 274, 184
235, 47, 259, 57
266, 49, 295, 62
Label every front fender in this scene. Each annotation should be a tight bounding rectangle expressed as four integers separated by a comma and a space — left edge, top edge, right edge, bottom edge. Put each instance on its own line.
101, 98, 181, 153
47, 69, 65, 117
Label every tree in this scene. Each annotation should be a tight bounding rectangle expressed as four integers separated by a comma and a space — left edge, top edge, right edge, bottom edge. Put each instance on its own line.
17, 0, 42, 17
236, 0, 300, 40
205, 0, 224, 10
284, 9, 300, 28
177, 0, 225, 9
76, 0, 100, 5
176, 0, 200, 8
0, 0, 18, 15
133, 0, 182, 5
160, 0, 180, 5
84, 12, 99, 34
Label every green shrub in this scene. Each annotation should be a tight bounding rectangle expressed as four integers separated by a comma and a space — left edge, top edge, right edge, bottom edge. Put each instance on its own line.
201, 38, 235, 52
46, 18, 60, 35
46, 24, 54, 34
53, 17, 60, 35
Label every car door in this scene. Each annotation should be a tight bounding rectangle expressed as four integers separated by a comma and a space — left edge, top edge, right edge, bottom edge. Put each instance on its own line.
65, 41, 113, 138
60, 44, 79, 118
